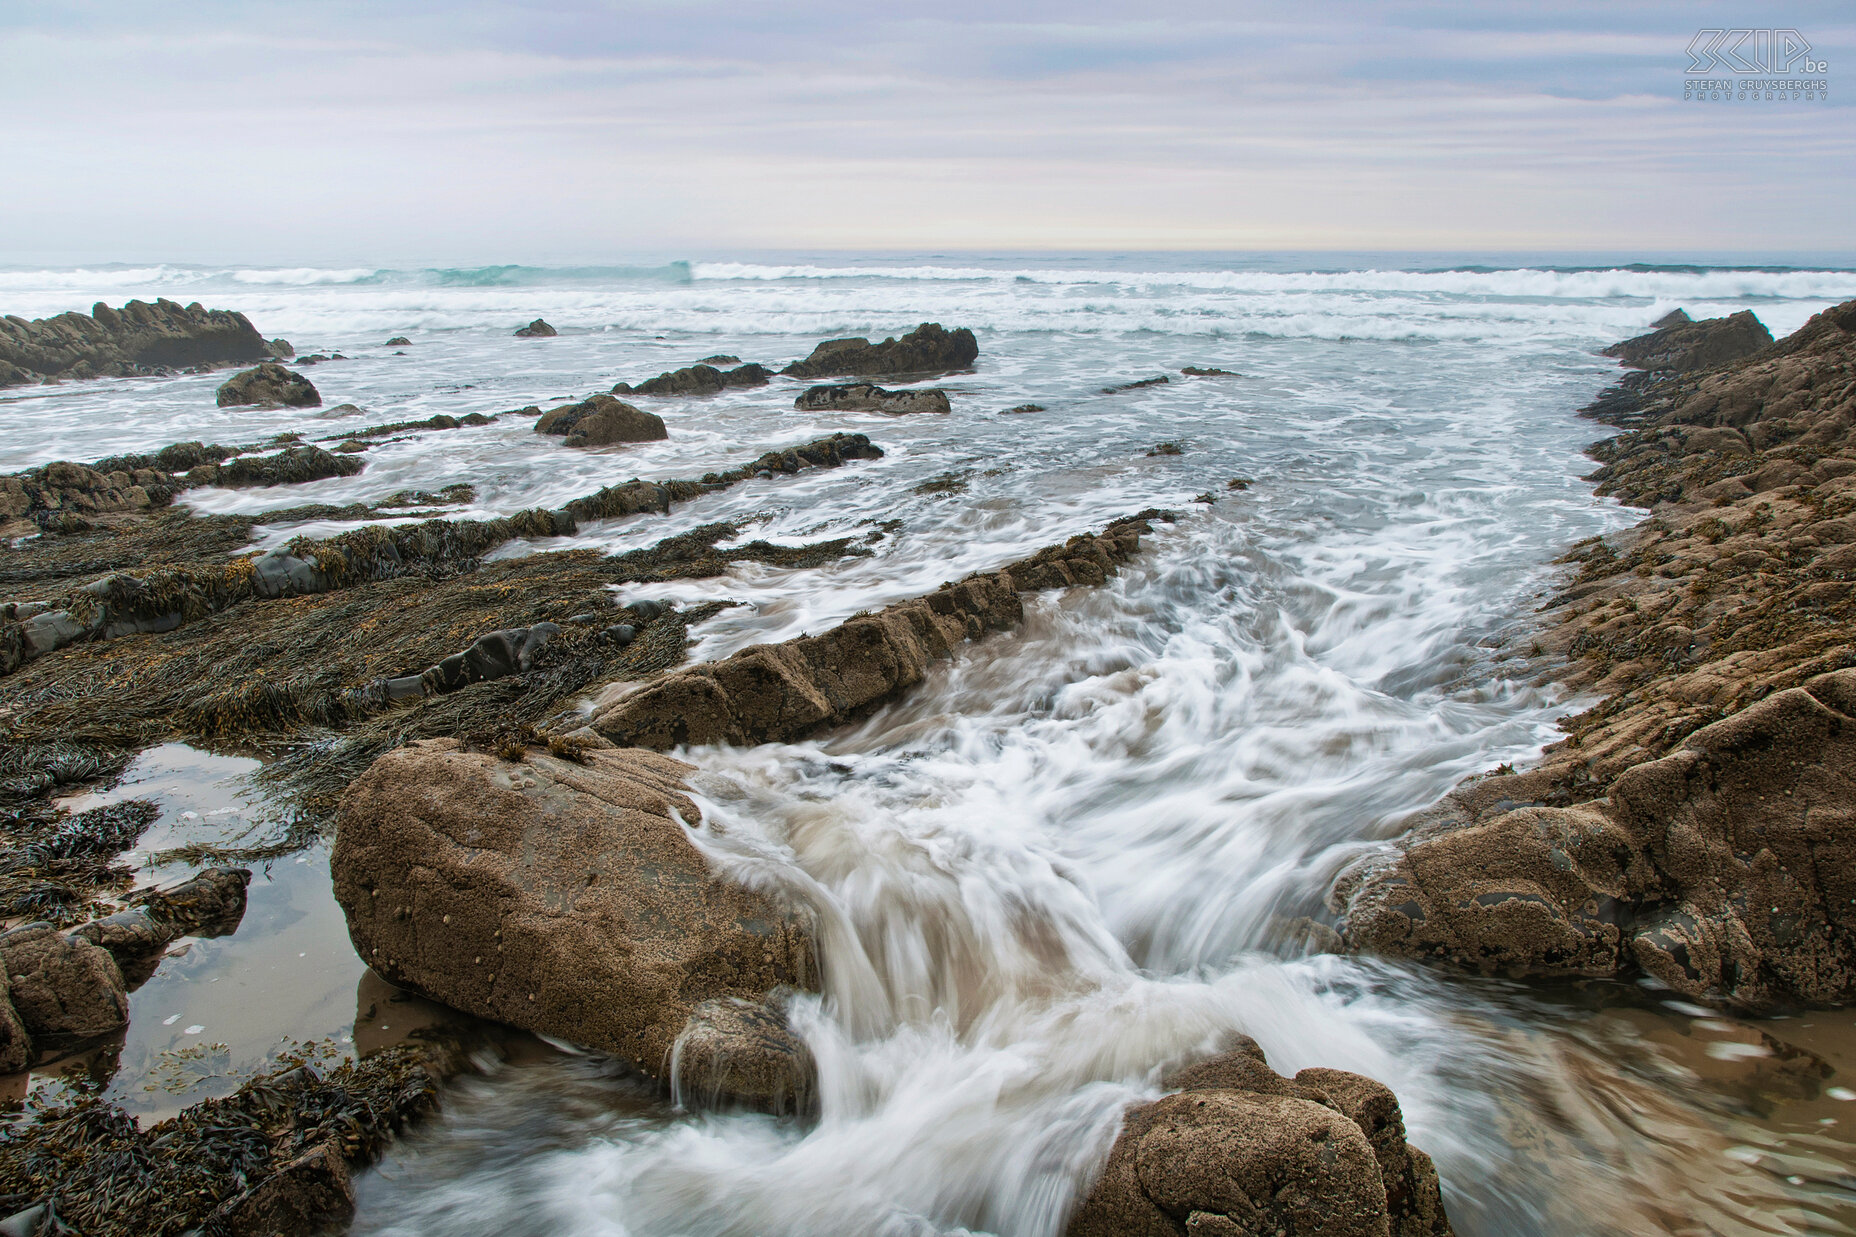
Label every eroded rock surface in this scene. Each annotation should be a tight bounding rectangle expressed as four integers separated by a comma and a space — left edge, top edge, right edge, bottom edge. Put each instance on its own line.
332, 740, 816, 1081
0, 298, 272, 388
1601, 308, 1773, 373
514, 318, 557, 337
1067, 1038, 1452, 1237
782, 322, 977, 379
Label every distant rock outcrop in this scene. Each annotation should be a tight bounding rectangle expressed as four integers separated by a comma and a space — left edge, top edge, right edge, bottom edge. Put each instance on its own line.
793, 383, 951, 415
0, 298, 273, 388
514, 319, 558, 338
534, 394, 668, 447
216, 363, 322, 409
782, 322, 977, 379
1601, 309, 1772, 372
612, 362, 772, 397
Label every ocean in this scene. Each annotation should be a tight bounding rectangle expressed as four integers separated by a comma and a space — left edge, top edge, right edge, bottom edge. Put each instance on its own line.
6, 255, 1856, 1235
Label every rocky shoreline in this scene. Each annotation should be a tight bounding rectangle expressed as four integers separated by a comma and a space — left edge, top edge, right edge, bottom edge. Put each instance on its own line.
17, 297, 1855, 1235
0, 299, 287, 388
1333, 298, 1856, 1012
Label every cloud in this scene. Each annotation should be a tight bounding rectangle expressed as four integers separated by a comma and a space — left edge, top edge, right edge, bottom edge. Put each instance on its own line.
1, 2, 1851, 261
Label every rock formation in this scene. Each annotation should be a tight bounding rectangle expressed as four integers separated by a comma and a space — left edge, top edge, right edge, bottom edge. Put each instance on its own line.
588, 512, 1167, 749
782, 322, 978, 379
216, 363, 321, 409
534, 394, 668, 447
793, 383, 952, 415
514, 319, 557, 337
332, 740, 816, 1091
1333, 299, 1856, 1011
1600, 308, 1773, 373
612, 362, 772, 397
1067, 1037, 1452, 1237
0, 299, 273, 389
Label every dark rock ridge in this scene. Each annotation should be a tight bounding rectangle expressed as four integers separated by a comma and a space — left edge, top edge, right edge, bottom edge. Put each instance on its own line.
1, 432, 882, 672
216, 363, 321, 409
1068, 1036, 1452, 1237
535, 394, 668, 447
612, 362, 772, 397
1601, 308, 1773, 373
333, 741, 816, 1098
0, 298, 272, 389
323, 410, 504, 441
1332, 299, 1856, 1011
588, 511, 1169, 749
514, 318, 557, 337
781, 322, 978, 379
794, 383, 951, 415
1102, 376, 1170, 394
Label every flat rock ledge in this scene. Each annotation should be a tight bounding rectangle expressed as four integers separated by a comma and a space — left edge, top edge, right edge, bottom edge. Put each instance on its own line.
588, 511, 1168, 749
0, 298, 274, 388
332, 740, 816, 1101
1068, 1036, 1452, 1237
794, 382, 952, 414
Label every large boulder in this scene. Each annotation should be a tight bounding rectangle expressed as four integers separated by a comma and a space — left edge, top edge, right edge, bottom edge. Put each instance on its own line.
534, 395, 667, 447
1068, 1038, 1452, 1237
1335, 667, 1856, 1010
1602, 309, 1773, 372
612, 362, 772, 397
215, 363, 321, 409
0, 298, 272, 388
0, 923, 128, 1064
331, 740, 817, 1086
514, 319, 557, 338
794, 383, 951, 415
782, 322, 978, 379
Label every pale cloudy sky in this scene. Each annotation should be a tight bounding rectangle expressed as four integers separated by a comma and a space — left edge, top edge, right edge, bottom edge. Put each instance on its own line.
2, 2, 1851, 263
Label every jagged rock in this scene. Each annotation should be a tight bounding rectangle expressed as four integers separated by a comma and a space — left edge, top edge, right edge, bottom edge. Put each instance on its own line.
1335, 667, 1856, 1009
216, 364, 321, 409
73, 868, 250, 979
590, 513, 1164, 749
331, 741, 817, 1085
514, 319, 557, 338
781, 322, 977, 379
534, 395, 667, 447
0, 299, 272, 389
384, 336, 411, 347
1652, 308, 1693, 329
1602, 309, 1773, 372
698, 354, 739, 365
793, 383, 951, 415
268, 338, 295, 360
612, 362, 772, 397
1068, 1037, 1451, 1237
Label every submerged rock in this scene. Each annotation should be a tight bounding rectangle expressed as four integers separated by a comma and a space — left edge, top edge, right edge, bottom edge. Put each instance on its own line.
332, 740, 817, 1086
793, 383, 951, 415
1601, 309, 1772, 372
612, 362, 772, 397
215, 363, 321, 409
0, 298, 273, 389
514, 318, 557, 338
1068, 1037, 1452, 1237
782, 322, 977, 379
534, 394, 667, 447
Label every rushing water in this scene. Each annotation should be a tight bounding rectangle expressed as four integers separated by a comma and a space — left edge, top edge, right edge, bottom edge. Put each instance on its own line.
7, 256, 1856, 1234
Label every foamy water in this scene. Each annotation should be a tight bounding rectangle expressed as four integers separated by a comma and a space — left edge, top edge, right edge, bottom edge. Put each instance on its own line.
7, 256, 1856, 1235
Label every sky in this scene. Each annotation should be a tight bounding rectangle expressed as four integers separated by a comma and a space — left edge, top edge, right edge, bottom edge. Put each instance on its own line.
1, 1, 1852, 264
